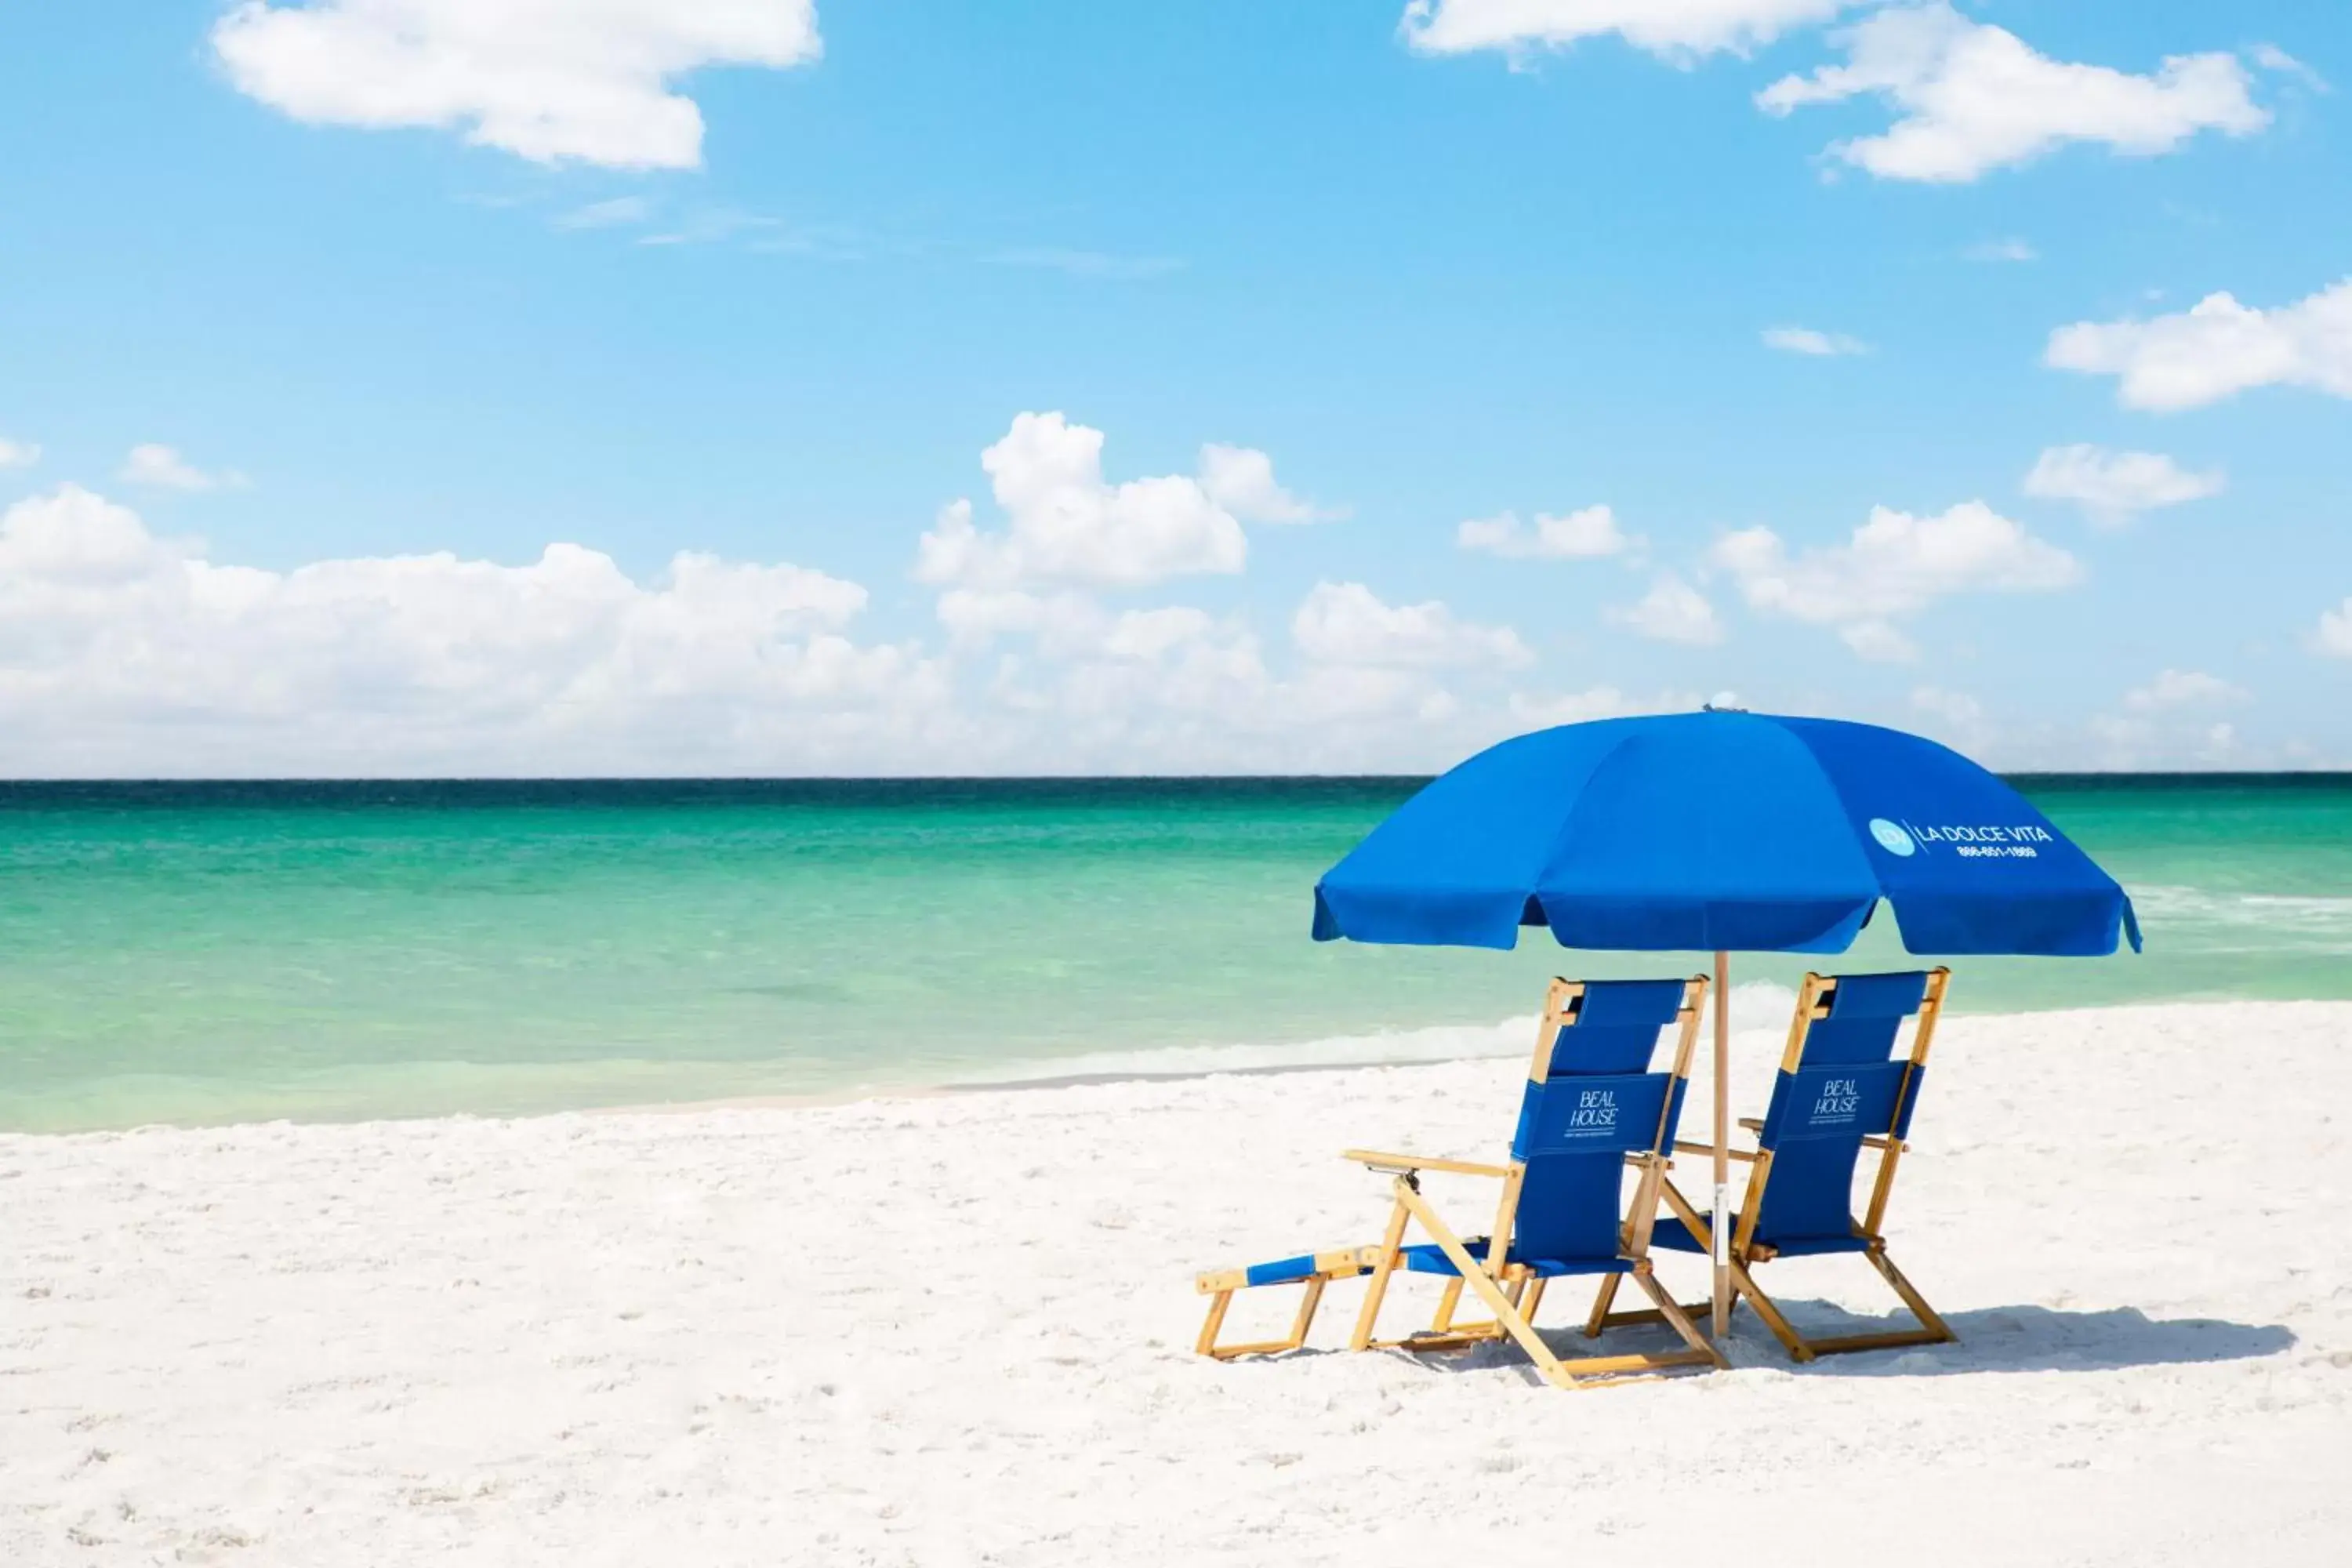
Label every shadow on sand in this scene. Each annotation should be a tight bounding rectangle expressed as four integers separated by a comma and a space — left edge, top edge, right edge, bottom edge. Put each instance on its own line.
1721, 1300, 2296, 1376
1276, 1302, 2296, 1385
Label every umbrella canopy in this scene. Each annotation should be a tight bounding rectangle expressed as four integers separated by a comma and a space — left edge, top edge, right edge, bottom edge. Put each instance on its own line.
1314, 710, 2139, 958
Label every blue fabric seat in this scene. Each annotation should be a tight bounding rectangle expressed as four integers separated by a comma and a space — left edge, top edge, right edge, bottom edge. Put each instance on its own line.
1399, 1241, 1632, 1278
1651, 1217, 1869, 1257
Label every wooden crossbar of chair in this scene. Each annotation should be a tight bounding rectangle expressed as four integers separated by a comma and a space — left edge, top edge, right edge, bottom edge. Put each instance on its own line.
1584, 968, 1957, 1363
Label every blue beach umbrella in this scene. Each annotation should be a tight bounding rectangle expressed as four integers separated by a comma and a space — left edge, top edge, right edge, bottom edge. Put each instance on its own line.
1312, 709, 2139, 1335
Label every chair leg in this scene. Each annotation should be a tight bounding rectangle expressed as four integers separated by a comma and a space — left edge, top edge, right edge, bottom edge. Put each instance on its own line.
1584, 1274, 1624, 1338
1286, 1276, 1328, 1349
1196, 1290, 1235, 1357
1348, 1189, 1416, 1352
1726, 1260, 1814, 1361
1519, 1276, 1548, 1327
1428, 1276, 1466, 1334
1393, 1185, 1581, 1388
1781, 1246, 1957, 1359
1628, 1265, 1728, 1370
1868, 1247, 1956, 1345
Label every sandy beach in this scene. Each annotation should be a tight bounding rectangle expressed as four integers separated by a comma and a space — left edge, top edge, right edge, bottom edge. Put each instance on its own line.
5, 1000, 2350, 1566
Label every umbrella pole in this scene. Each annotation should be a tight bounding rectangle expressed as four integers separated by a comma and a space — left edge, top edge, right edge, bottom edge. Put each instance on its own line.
1712, 949, 1731, 1340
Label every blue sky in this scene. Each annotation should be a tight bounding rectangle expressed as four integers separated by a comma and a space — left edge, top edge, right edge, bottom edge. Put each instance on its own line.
2, 1, 2347, 775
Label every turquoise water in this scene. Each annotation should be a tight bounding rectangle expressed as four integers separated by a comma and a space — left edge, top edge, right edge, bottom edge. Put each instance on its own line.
3, 777, 2349, 1134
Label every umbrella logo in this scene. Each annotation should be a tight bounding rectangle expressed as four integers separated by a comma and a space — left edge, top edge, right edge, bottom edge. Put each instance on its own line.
1868, 818, 1916, 857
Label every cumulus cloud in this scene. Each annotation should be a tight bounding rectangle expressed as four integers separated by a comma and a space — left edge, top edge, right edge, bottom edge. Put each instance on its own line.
1838, 620, 1918, 663
1399, 0, 1859, 60
1910, 685, 1982, 727
2319, 600, 2352, 659
1291, 581, 1531, 669
0, 436, 39, 470
952, 590, 1496, 773
2122, 668, 2244, 711
211, 0, 822, 170
915, 413, 1263, 591
1758, 2, 2268, 183
934, 588, 1221, 666
1908, 684, 1993, 749
119, 444, 241, 492
1456, 504, 1632, 559
2045, 279, 2352, 412
1506, 686, 1657, 728
1605, 573, 1723, 645
1710, 500, 2080, 660
0, 484, 942, 774
1763, 326, 1868, 357
2022, 445, 2224, 524
1196, 442, 1341, 524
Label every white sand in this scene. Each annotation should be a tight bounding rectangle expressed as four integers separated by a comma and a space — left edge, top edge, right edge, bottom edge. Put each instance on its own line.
5, 1001, 2351, 1566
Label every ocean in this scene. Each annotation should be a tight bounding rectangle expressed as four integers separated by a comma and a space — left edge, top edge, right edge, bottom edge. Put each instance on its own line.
4, 775, 2349, 1134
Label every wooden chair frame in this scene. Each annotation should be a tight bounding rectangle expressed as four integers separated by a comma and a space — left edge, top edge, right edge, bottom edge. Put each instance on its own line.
1193, 976, 1725, 1387
1587, 967, 1956, 1363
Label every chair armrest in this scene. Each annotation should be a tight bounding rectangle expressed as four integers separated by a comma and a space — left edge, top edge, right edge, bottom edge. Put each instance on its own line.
1345, 1148, 1512, 1179
1737, 1117, 1763, 1133
1672, 1140, 1757, 1163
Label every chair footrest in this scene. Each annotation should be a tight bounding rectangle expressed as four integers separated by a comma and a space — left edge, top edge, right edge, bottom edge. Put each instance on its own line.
1197, 1246, 1383, 1294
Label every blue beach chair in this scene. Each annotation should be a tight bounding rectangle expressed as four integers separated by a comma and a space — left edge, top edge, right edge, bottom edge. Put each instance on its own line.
1194, 976, 1725, 1388
1614, 967, 1957, 1362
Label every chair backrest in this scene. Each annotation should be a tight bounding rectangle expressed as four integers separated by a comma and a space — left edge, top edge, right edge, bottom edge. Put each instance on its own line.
1499, 977, 1704, 1265
1747, 969, 1949, 1249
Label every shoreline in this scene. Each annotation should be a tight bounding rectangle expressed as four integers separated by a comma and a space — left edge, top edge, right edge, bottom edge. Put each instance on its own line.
6, 993, 2339, 1142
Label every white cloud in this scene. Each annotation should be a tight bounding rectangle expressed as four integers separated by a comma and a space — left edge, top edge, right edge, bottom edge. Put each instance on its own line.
556, 196, 653, 230
1456, 503, 1632, 559
1605, 572, 1723, 645
0, 484, 947, 775
1758, 2, 2268, 183
2022, 445, 2224, 524
2122, 668, 2244, 711
1838, 619, 1918, 663
1399, 0, 1860, 60
1507, 686, 1642, 728
914, 413, 1253, 590
2250, 44, 2328, 94
119, 444, 243, 492
211, 0, 822, 170
1763, 325, 1869, 357
953, 592, 1498, 773
1965, 237, 2037, 263
1908, 684, 1993, 749
0, 436, 38, 470
2045, 279, 2352, 412
2321, 600, 2352, 659
1291, 581, 1531, 669
1710, 500, 2080, 659
1910, 685, 1981, 726
933, 588, 1223, 666
1196, 443, 1340, 524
